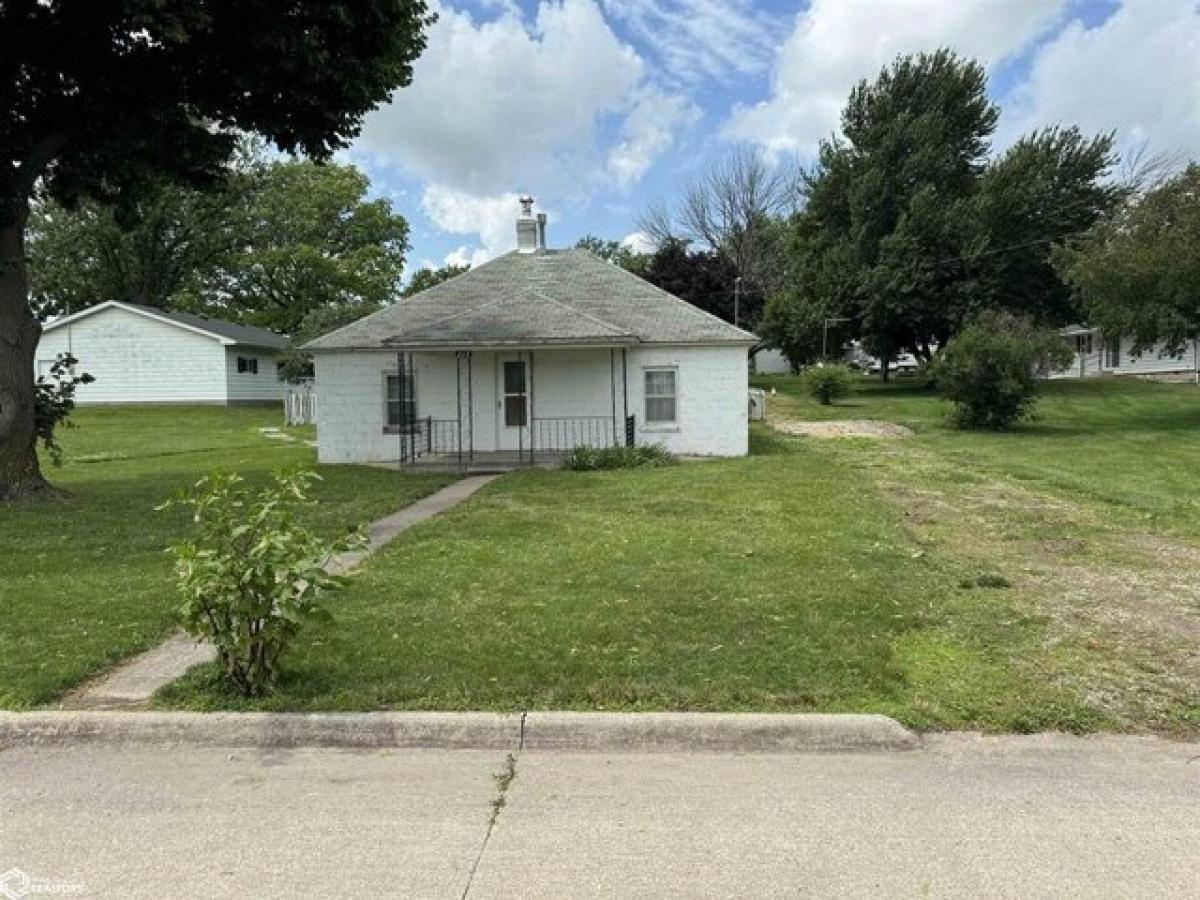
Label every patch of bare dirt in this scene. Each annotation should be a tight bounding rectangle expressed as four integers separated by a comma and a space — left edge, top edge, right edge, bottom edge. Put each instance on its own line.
773, 419, 914, 439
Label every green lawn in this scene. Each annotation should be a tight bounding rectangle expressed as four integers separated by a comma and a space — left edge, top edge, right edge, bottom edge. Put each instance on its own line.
158, 426, 1113, 731
756, 375, 1200, 538
7, 383, 1198, 734
0, 406, 452, 708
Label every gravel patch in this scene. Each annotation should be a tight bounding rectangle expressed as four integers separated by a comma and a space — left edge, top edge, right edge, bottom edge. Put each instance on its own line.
773, 419, 914, 439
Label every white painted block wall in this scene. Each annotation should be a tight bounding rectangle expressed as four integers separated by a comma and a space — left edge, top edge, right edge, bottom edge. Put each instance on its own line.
36, 306, 228, 403
313, 344, 750, 463
628, 345, 748, 456
224, 347, 285, 402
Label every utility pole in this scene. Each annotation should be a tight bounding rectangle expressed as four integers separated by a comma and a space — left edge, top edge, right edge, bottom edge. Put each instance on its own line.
733, 276, 742, 329
822, 317, 850, 362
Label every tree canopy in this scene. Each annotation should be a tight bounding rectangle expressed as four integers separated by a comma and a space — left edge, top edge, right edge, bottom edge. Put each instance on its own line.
1, 1, 431, 498
402, 263, 470, 298
761, 49, 1118, 373
1057, 164, 1200, 354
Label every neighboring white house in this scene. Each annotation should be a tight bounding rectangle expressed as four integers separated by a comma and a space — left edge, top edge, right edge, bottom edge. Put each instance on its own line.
305, 201, 756, 466
37, 301, 287, 404
752, 348, 792, 374
1052, 324, 1200, 381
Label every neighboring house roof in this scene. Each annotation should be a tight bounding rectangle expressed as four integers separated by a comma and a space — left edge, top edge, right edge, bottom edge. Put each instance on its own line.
304, 249, 758, 351
42, 301, 288, 350
1060, 323, 1097, 336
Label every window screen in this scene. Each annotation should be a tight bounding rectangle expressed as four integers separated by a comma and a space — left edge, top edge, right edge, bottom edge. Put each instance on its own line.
644, 368, 677, 424
385, 372, 417, 429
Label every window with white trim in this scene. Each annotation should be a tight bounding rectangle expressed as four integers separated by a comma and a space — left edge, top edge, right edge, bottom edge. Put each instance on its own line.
644, 368, 677, 425
385, 371, 417, 431
1105, 336, 1120, 368
237, 356, 258, 374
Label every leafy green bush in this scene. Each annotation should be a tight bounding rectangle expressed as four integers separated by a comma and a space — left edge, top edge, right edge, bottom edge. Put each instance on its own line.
933, 312, 1073, 430
802, 364, 853, 405
562, 443, 674, 471
160, 470, 365, 697
35, 353, 94, 465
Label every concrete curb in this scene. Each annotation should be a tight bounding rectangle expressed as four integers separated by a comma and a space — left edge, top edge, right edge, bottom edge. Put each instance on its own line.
521, 712, 918, 753
0, 711, 917, 753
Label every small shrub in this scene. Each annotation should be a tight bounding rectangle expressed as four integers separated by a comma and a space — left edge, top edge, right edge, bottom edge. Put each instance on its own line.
35, 353, 95, 465
562, 443, 673, 470
934, 313, 1072, 430
160, 470, 365, 697
802, 364, 853, 405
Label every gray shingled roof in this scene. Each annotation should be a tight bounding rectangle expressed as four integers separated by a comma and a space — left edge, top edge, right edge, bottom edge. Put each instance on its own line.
303, 249, 757, 351
44, 302, 288, 350
123, 304, 289, 349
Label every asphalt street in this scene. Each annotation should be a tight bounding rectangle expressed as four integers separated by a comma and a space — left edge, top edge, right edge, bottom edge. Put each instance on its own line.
1, 733, 1196, 898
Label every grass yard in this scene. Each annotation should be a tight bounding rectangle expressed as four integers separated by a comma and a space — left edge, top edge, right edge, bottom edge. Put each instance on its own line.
0, 406, 452, 708
6, 379, 1198, 734
158, 426, 1118, 732
758, 375, 1200, 538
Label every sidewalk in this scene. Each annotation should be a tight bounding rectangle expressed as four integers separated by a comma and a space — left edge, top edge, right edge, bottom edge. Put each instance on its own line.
61, 475, 499, 709
0, 733, 1195, 898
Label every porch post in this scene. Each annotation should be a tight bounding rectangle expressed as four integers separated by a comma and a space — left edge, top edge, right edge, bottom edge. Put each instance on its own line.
456, 351, 463, 467
396, 351, 404, 466
528, 349, 536, 465
467, 350, 474, 463
517, 351, 524, 463
609, 349, 617, 446
621, 347, 629, 446
408, 352, 416, 465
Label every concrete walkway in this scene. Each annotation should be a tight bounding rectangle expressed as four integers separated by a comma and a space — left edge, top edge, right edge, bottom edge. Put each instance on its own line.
62, 475, 499, 709
0, 733, 1195, 898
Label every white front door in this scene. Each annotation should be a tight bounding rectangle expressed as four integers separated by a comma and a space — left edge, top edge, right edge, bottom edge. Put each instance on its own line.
496, 355, 529, 452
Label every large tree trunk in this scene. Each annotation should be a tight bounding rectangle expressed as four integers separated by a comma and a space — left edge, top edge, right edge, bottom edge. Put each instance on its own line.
0, 201, 49, 501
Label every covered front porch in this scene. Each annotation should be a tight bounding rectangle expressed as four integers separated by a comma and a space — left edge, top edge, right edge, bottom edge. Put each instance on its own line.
384, 346, 635, 470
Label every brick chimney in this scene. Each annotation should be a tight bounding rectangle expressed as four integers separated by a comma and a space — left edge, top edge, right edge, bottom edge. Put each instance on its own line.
516, 196, 538, 253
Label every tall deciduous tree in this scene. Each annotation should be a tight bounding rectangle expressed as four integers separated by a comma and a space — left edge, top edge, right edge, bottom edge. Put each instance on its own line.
28, 163, 254, 319
182, 160, 409, 334
402, 263, 469, 298
1057, 164, 1200, 355
0, 1, 430, 499
640, 146, 797, 302
766, 49, 1116, 376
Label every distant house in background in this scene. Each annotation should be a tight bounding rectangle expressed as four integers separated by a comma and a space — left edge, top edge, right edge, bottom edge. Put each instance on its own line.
305, 199, 755, 467
37, 301, 287, 405
1053, 324, 1200, 381
752, 348, 792, 374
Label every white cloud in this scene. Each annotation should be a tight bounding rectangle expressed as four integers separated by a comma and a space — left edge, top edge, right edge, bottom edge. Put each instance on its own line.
356, 0, 692, 261
621, 230, 657, 254
601, 0, 781, 84
421, 186, 535, 266
357, 0, 683, 196
724, 0, 1069, 156
1000, 0, 1200, 160
607, 88, 701, 188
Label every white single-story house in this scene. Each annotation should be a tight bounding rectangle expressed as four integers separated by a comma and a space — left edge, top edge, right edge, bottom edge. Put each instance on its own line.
37, 301, 288, 404
305, 201, 756, 466
1052, 324, 1200, 381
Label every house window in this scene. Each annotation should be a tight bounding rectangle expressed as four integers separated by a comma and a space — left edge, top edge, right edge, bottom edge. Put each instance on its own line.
644, 368, 677, 425
1074, 334, 1093, 356
237, 356, 258, 374
385, 371, 417, 431
1105, 336, 1120, 368
502, 360, 527, 427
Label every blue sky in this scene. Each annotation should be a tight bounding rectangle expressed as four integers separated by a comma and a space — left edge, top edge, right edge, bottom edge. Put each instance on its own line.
344, 0, 1199, 279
